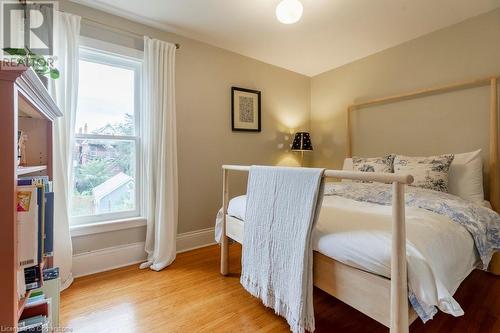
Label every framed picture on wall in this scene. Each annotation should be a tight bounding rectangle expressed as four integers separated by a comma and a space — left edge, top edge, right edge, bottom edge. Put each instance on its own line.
231, 87, 261, 132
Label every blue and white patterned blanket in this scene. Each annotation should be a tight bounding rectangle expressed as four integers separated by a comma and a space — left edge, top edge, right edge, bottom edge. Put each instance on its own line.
324, 182, 500, 269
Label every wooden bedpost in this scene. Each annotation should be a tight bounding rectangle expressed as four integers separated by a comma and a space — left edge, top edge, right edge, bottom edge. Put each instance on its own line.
390, 182, 409, 333
489, 78, 500, 275
490, 78, 499, 212
346, 106, 353, 158
221, 167, 229, 275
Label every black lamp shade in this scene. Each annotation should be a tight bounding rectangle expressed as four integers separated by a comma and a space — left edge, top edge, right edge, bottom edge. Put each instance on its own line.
291, 132, 313, 151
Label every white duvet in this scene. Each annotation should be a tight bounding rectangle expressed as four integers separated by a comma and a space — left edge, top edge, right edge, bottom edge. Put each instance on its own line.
215, 194, 479, 322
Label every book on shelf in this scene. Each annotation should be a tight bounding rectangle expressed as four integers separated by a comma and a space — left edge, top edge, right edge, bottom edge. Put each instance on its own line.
17, 186, 39, 268
18, 314, 49, 332
24, 265, 42, 291
43, 192, 54, 257
36, 185, 45, 265
20, 300, 49, 320
27, 291, 46, 306
17, 268, 26, 300
42, 267, 59, 281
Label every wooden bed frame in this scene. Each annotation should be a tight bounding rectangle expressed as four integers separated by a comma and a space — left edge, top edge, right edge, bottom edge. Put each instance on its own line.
346, 76, 499, 213
219, 75, 499, 333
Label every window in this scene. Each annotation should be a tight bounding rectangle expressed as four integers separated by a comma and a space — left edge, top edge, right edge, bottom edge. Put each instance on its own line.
71, 43, 142, 225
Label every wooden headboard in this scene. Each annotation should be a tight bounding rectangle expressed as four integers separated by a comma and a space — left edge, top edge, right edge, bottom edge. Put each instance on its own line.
346, 76, 499, 213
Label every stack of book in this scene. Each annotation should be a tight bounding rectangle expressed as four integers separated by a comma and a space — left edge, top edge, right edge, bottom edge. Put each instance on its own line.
18, 291, 52, 332
16, 175, 56, 301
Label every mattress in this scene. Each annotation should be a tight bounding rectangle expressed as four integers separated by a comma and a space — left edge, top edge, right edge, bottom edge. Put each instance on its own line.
215, 194, 479, 322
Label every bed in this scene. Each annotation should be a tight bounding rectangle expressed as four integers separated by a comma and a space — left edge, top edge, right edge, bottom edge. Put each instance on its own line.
217, 76, 500, 333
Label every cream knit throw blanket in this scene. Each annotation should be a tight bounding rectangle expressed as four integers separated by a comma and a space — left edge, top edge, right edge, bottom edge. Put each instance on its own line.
240, 166, 325, 333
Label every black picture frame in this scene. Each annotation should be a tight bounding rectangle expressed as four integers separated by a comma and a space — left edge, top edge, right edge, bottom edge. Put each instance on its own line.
231, 87, 261, 132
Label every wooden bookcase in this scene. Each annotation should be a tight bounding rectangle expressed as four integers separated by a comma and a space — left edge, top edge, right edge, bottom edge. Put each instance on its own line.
0, 66, 62, 329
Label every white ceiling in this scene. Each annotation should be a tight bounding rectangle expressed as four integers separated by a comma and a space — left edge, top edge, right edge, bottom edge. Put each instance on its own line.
73, 0, 500, 76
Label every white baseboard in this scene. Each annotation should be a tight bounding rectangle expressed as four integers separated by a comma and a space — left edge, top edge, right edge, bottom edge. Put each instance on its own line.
176, 227, 216, 253
72, 227, 216, 278
72, 241, 146, 278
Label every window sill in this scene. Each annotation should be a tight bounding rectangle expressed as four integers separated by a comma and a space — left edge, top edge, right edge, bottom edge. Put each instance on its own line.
70, 217, 147, 237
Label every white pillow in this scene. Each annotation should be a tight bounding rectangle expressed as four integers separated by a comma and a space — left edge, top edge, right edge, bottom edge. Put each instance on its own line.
448, 149, 484, 203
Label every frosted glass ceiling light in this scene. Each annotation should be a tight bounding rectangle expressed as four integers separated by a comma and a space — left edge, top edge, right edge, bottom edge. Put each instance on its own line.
276, 0, 303, 24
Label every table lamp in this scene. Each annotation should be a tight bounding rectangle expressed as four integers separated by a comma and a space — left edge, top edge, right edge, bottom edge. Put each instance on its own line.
291, 132, 313, 166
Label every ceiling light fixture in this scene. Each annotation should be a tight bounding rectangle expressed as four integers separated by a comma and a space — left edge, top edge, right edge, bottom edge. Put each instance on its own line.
276, 0, 303, 24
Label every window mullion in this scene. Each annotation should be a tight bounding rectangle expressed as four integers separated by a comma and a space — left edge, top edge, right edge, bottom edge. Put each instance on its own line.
75, 134, 137, 141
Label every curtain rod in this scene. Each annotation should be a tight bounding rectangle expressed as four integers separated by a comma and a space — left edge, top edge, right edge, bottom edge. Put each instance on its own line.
19, 1, 180, 49
80, 16, 180, 49
18, 1, 180, 49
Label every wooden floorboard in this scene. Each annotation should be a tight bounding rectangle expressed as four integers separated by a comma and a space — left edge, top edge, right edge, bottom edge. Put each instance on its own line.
61, 244, 499, 333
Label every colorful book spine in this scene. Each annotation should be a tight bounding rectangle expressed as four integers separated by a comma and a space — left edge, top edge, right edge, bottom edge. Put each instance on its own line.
44, 192, 54, 256
42, 267, 59, 281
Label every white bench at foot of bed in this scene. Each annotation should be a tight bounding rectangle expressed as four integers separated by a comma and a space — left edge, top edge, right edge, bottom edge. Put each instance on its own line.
224, 214, 419, 328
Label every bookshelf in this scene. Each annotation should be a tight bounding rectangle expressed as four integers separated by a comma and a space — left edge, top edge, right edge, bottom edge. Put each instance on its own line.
0, 66, 62, 330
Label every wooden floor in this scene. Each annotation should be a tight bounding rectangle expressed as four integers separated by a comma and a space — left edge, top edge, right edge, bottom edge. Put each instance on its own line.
61, 244, 499, 333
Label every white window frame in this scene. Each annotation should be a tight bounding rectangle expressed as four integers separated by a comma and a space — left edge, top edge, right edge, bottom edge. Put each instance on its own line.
71, 37, 144, 229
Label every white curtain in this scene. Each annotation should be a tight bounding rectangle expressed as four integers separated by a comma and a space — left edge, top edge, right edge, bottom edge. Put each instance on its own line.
49, 12, 81, 290
140, 37, 179, 271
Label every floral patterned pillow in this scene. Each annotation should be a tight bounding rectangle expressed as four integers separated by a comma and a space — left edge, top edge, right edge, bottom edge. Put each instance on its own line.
393, 154, 455, 192
352, 154, 395, 174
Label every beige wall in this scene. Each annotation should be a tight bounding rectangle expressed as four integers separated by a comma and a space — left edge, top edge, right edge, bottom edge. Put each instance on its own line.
60, 2, 310, 254
64, 2, 500, 254
310, 7, 500, 194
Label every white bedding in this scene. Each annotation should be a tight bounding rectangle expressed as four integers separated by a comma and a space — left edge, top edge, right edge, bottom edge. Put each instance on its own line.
215, 193, 479, 322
